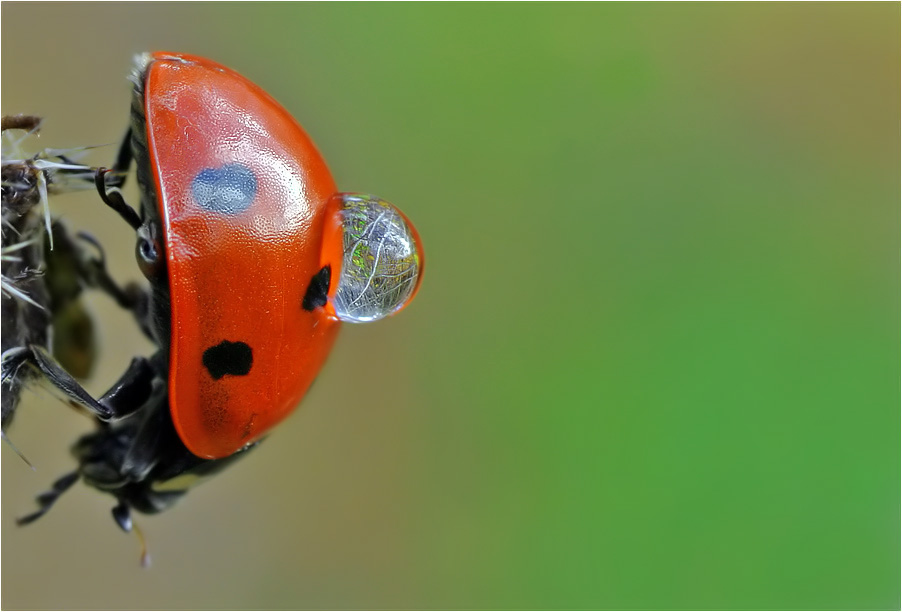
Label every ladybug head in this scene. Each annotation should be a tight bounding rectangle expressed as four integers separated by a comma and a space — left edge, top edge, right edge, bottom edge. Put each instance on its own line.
321, 193, 424, 323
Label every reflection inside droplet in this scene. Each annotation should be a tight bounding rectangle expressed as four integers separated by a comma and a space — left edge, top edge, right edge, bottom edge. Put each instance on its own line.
330, 194, 423, 323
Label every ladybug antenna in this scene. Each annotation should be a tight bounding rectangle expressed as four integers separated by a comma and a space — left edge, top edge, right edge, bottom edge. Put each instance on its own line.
1, 430, 35, 470
112, 502, 152, 568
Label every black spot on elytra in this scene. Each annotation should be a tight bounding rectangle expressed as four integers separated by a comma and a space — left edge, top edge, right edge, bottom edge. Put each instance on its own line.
302, 266, 331, 312
203, 341, 253, 380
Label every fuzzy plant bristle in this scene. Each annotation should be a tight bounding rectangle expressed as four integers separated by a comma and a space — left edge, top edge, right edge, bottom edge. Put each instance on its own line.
1, 117, 95, 429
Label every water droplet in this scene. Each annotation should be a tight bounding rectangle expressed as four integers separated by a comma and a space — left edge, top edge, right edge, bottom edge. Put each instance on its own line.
330, 194, 423, 323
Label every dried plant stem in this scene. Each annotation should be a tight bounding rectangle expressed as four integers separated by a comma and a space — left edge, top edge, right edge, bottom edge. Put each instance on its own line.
2, 143, 51, 428
1, 118, 96, 429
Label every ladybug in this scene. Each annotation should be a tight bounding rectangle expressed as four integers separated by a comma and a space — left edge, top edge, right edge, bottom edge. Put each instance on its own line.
9, 52, 423, 556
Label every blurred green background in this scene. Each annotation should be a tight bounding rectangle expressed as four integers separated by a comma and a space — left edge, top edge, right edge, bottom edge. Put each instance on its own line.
2, 3, 898, 610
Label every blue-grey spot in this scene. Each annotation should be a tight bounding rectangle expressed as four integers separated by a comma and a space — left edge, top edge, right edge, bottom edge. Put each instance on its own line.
191, 163, 257, 215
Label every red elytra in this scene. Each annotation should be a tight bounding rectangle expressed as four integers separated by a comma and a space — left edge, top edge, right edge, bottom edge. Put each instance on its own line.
143, 52, 345, 459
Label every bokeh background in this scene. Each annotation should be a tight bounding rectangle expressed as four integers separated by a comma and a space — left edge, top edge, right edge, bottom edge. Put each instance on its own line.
2, 3, 898, 610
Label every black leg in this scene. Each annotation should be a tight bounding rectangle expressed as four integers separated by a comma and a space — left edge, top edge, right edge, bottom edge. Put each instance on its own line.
12, 345, 156, 421
16, 471, 79, 525
94, 127, 138, 222
47, 222, 147, 313
118, 379, 170, 482
54, 128, 133, 192
1, 346, 109, 418
62, 228, 154, 343
97, 357, 157, 417
105, 127, 134, 189
94, 169, 141, 230
111, 501, 133, 532
73, 231, 146, 311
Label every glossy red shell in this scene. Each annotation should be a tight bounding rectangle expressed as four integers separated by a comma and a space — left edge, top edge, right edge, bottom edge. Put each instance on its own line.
142, 52, 343, 459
